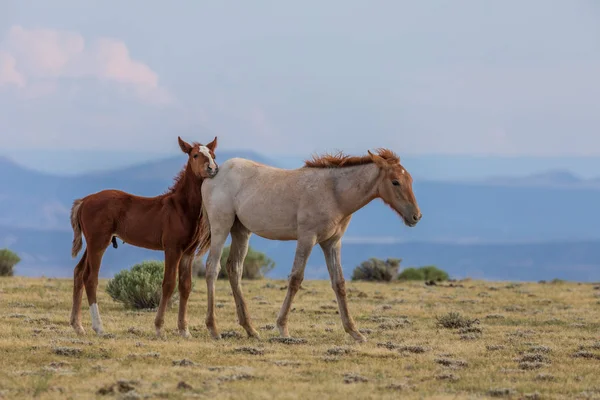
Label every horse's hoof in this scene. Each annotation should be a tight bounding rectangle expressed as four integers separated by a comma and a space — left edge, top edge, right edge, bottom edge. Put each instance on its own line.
93, 328, 105, 336
277, 325, 290, 338
351, 332, 367, 343
72, 324, 85, 336
179, 329, 191, 339
248, 330, 261, 340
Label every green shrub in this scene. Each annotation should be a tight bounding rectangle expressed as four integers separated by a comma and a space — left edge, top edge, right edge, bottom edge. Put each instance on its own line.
351, 258, 401, 282
0, 248, 20, 277
398, 265, 449, 282
191, 257, 205, 277
421, 265, 449, 282
106, 260, 178, 309
195, 245, 275, 280
397, 267, 425, 281
550, 278, 567, 284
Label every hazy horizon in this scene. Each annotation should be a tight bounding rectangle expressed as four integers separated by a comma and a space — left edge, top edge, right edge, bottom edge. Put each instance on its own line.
5, 146, 600, 180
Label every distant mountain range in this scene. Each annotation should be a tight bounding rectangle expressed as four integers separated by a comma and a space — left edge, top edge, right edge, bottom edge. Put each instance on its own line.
2, 152, 600, 282
483, 170, 600, 189
8, 225, 599, 283
7, 148, 600, 180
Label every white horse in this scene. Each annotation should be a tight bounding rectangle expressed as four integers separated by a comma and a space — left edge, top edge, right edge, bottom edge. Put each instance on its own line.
199, 149, 422, 342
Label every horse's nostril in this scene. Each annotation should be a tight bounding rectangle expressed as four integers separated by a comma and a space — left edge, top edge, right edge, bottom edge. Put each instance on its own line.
413, 214, 421, 222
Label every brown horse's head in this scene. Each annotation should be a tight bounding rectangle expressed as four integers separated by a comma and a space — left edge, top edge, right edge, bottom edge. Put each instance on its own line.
368, 150, 422, 227
178, 136, 219, 178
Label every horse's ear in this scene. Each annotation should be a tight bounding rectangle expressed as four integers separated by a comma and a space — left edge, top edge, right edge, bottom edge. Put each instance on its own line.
206, 136, 218, 152
178, 136, 192, 154
368, 150, 388, 168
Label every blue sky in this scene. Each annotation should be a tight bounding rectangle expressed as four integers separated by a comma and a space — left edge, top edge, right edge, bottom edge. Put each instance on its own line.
1, 1, 599, 157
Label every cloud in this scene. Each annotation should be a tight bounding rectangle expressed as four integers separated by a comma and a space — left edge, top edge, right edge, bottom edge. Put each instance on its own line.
0, 25, 171, 105
0, 51, 25, 87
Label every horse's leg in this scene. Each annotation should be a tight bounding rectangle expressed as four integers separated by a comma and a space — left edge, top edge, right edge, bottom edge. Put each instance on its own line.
176, 253, 194, 338
276, 236, 316, 338
320, 237, 366, 343
227, 221, 259, 338
70, 249, 88, 335
205, 220, 233, 340
83, 242, 110, 335
154, 248, 182, 337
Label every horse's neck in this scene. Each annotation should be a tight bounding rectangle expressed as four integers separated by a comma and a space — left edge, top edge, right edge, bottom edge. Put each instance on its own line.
329, 164, 383, 215
172, 169, 203, 215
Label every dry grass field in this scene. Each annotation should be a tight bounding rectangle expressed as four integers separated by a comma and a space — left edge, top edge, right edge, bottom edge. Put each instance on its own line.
0, 277, 599, 399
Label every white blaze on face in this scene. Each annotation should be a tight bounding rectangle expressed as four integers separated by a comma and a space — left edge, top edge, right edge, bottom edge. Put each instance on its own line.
90, 303, 104, 333
198, 146, 216, 169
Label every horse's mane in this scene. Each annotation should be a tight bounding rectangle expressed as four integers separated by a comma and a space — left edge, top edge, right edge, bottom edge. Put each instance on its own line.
164, 142, 205, 195
303, 148, 400, 169
164, 166, 188, 194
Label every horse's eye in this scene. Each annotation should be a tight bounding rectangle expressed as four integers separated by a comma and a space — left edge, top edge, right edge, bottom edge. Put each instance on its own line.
193, 154, 198, 159
392, 180, 400, 186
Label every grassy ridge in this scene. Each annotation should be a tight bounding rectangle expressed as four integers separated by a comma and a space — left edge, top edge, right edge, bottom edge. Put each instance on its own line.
0, 277, 599, 399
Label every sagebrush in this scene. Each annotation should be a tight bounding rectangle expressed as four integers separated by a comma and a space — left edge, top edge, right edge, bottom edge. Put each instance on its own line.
106, 260, 179, 309
436, 311, 479, 329
195, 245, 275, 280
0, 248, 20, 277
398, 265, 449, 282
351, 258, 401, 282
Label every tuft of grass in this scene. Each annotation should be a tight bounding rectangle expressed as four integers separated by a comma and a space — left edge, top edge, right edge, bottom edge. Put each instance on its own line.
436, 373, 459, 382
397, 345, 428, 354
234, 347, 265, 356
535, 373, 556, 381
572, 351, 600, 360
172, 359, 195, 366
436, 312, 479, 329
519, 362, 546, 370
517, 353, 551, 364
268, 337, 307, 345
326, 347, 353, 356
343, 373, 368, 384
488, 388, 515, 397
528, 345, 551, 353
435, 358, 468, 368
52, 347, 82, 357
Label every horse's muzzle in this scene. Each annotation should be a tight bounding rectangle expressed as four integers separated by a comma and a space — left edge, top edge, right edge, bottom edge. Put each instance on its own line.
207, 166, 219, 178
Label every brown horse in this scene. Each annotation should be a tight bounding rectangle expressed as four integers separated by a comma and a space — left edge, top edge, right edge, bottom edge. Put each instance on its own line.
199, 148, 421, 342
70, 136, 218, 338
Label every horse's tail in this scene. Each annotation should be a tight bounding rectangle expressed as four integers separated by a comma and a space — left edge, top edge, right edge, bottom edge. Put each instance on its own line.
70, 199, 84, 258
196, 203, 211, 257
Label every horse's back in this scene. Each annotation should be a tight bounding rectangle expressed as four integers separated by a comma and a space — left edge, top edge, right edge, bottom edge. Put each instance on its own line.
202, 157, 305, 239
80, 189, 165, 226
203, 157, 298, 197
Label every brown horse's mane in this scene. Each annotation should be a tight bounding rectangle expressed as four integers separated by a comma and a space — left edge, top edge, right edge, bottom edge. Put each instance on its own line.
164, 165, 188, 194
303, 148, 400, 169
164, 142, 204, 195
